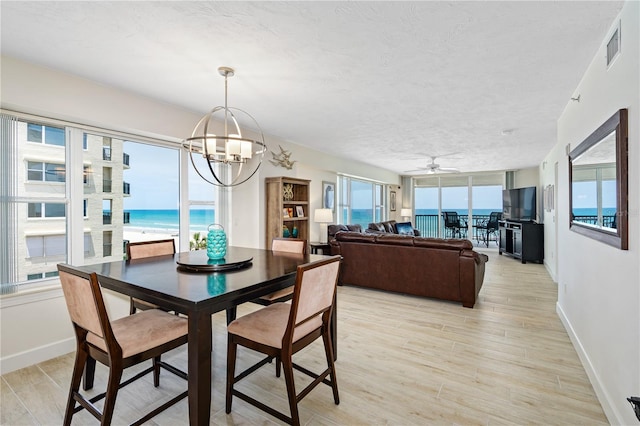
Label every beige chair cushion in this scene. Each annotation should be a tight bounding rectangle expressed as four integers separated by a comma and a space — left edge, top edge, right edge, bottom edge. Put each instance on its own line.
87, 309, 187, 358
227, 303, 321, 348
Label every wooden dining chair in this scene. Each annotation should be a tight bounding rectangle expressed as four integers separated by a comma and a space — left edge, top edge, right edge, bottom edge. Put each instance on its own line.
225, 255, 341, 426
225, 238, 306, 325
257, 238, 307, 304
126, 239, 176, 314
57, 264, 188, 426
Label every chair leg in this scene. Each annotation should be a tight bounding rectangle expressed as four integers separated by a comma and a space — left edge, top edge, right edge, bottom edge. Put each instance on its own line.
225, 337, 237, 413
153, 355, 161, 387
276, 355, 281, 378
129, 297, 136, 315
281, 353, 300, 426
101, 361, 123, 426
64, 346, 88, 426
82, 356, 96, 391
322, 330, 340, 405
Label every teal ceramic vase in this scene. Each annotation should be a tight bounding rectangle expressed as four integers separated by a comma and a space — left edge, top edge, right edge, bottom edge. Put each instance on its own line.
292, 225, 299, 238
283, 226, 291, 238
206, 224, 227, 260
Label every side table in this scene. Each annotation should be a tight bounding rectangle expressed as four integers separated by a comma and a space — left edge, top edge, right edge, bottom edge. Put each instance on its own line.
309, 242, 331, 255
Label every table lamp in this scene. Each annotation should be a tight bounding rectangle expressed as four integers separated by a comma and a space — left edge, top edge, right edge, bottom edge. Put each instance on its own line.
314, 208, 333, 244
400, 208, 412, 222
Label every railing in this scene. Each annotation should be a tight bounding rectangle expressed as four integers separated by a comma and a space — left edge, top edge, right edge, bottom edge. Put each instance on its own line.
103, 179, 112, 193
123, 152, 130, 166
123, 211, 130, 224
573, 215, 616, 228
102, 147, 111, 161
103, 212, 112, 225
415, 214, 491, 240
123, 182, 130, 195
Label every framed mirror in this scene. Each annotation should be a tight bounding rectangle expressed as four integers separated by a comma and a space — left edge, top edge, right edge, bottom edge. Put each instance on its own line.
569, 109, 628, 249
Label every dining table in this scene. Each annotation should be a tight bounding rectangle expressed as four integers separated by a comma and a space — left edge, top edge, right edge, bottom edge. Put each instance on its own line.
68, 246, 335, 426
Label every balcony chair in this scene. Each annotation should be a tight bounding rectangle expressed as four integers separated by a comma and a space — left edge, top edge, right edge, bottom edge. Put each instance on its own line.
225, 238, 306, 325
57, 264, 188, 426
475, 211, 502, 247
442, 211, 466, 238
126, 239, 176, 314
225, 256, 341, 426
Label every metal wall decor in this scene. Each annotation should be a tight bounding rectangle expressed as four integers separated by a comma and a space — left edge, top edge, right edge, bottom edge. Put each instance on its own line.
270, 145, 296, 170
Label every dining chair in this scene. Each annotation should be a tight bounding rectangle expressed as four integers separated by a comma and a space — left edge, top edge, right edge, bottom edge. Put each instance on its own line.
225, 238, 306, 325
225, 255, 341, 426
257, 237, 307, 303
57, 264, 188, 426
126, 239, 176, 314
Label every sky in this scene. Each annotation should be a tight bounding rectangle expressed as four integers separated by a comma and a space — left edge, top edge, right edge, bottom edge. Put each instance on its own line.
123, 141, 215, 210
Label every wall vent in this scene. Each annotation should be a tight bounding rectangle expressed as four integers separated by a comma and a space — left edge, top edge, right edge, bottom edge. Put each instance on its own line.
606, 22, 621, 67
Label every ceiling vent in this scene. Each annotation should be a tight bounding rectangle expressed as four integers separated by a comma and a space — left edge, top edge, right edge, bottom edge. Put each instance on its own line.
606, 21, 621, 67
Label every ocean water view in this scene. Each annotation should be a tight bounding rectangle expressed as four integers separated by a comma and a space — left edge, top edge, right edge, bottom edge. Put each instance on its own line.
125, 209, 215, 232
124, 208, 615, 233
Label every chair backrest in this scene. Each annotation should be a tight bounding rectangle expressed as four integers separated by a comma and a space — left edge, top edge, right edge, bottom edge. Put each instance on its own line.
284, 256, 341, 343
271, 238, 307, 255
57, 264, 115, 349
442, 211, 460, 227
487, 211, 502, 228
127, 239, 176, 260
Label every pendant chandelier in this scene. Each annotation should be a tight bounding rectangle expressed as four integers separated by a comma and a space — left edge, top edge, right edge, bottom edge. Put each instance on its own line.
184, 67, 267, 187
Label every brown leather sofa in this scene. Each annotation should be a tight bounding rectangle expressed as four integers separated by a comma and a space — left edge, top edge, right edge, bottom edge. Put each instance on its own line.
329, 232, 488, 308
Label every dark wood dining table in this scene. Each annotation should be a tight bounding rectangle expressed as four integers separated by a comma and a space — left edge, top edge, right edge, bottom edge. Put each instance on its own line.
69, 246, 333, 426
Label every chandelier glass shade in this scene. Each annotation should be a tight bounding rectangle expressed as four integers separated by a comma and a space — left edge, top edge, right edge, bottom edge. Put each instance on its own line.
184, 67, 267, 187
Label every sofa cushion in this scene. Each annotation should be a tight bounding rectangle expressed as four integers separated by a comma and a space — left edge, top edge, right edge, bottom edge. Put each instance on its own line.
346, 224, 363, 233
368, 222, 386, 232
383, 220, 396, 233
395, 222, 415, 236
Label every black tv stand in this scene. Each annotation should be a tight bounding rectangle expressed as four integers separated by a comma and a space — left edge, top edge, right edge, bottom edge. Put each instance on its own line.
498, 220, 544, 264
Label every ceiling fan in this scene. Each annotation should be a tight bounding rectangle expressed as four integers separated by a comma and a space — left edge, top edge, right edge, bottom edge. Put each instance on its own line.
404, 156, 460, 174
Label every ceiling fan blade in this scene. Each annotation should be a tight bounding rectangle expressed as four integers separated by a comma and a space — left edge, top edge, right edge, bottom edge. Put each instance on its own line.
437, 167, 460, 173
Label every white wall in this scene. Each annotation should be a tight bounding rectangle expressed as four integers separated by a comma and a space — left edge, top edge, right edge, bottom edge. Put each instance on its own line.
544, 2, 639, 424
0, 56, 399, 373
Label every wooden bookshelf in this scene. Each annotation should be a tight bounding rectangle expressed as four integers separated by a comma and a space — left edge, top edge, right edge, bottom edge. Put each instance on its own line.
265, 177, 311, 248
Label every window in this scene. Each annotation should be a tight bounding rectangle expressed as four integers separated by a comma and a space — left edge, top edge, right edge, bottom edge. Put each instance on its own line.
27, 202, 66, 218
27, 123, 65, 146
337, 175, 384, 227
1, 113, 209, 295
27, 161, 66, 182
103, 167, 112, 192
26, 235, 66, 258
103, 199, 112, 224
103, 231, 112, 257
415, 173, 503, 238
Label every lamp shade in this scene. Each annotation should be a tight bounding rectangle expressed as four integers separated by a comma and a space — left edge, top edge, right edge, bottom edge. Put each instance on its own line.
314, 208, 333, 223
400, 208, 412, 218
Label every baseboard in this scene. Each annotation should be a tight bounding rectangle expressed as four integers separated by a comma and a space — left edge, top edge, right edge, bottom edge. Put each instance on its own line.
1, 337, 75, 375
556, 302, 624, 425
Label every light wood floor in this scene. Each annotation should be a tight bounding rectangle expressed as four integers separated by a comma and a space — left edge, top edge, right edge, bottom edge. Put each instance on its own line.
1, 249, 608, 425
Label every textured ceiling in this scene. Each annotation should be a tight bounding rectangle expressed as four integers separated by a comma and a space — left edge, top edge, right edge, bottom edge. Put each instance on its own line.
0, 1, 624, 176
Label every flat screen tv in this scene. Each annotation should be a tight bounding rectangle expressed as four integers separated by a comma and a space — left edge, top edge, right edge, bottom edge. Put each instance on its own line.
502, 186, 537, 222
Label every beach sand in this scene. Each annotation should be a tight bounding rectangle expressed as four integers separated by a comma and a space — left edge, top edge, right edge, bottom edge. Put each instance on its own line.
123, 227, 208, 249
